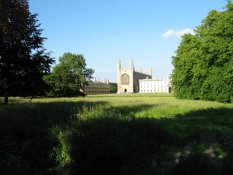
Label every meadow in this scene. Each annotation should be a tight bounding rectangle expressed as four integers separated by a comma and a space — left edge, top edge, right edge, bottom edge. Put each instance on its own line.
1, 94, 233, 175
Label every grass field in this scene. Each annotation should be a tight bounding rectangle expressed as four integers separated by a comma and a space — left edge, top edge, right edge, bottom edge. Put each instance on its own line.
1, 94, 233, 175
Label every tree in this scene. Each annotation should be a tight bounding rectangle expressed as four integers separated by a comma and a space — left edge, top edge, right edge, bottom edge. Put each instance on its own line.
0, 0, 54, 104
172, 1, 233, 103
44, 52, 94, 97
109, 83, 117, 93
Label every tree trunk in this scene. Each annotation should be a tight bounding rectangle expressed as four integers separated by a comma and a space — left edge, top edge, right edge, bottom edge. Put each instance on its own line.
4, 93, 8, 105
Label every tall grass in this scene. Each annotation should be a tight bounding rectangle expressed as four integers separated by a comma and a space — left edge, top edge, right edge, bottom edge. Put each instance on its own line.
1, 94, 233, 174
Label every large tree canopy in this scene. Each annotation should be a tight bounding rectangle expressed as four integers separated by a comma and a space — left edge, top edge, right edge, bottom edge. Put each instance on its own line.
0, 0, 54, 103
172, 1, 233, 103
44, 52, 94, 97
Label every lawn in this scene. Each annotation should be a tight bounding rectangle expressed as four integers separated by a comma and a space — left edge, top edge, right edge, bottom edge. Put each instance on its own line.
1, 94, 233, 175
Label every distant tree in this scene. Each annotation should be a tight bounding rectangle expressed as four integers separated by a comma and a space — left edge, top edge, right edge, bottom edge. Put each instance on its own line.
44, 52, 94, 97
109, 83, 117, 93
0, 0, 54, 104
172, 1, 233, 103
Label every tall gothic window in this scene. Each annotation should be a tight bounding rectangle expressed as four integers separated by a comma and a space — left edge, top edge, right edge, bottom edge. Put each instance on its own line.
121, 73, 130, 85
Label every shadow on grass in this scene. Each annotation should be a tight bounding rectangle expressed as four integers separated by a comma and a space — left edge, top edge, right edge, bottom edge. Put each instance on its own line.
59, 107, 233, 175
1, 101, 233, 175
0, 101, 107, 175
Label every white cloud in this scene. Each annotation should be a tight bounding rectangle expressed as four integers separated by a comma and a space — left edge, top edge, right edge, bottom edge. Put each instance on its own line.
162, 30, 175, 38
162, 28, 194, 38
176, 28, 195, 37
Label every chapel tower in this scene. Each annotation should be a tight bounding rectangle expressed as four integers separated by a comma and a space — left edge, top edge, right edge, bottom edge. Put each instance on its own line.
117, 59, 152, 93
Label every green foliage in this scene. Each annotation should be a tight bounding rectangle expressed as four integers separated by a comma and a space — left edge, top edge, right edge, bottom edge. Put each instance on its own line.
50, 127, 73, 167
172, 1, 233, 103
0, 0, 54, 102
44, 52, 94, 97
109, 82, 117, 93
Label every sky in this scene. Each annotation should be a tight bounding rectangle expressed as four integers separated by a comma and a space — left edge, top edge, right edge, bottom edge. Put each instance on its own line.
29, 0, 227, 82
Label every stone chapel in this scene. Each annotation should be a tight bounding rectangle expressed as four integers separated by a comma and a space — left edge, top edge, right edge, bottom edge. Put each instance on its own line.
117, 59, 152, 93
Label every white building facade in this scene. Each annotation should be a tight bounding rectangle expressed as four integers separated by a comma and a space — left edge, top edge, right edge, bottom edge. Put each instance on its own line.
139, 78, 171, 93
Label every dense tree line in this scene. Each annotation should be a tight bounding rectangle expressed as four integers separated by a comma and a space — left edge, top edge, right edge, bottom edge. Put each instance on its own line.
172, 1, 233, 103
0, 0, 54, 104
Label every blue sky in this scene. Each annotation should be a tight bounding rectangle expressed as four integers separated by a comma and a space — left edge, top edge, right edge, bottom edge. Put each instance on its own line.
29, 0, 227, 82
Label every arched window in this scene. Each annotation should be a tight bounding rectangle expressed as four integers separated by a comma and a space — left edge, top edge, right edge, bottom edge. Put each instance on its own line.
121, 73, 130, 85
